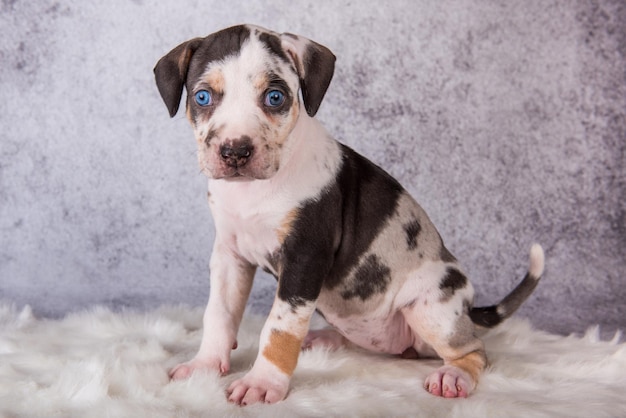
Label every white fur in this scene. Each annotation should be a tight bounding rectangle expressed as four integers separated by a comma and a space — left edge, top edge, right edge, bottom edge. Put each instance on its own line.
529, 243, 545, 278
1, 304, 624, 417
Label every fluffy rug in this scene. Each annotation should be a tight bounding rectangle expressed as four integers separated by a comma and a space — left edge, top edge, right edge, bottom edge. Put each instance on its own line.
1, 304, 624, 418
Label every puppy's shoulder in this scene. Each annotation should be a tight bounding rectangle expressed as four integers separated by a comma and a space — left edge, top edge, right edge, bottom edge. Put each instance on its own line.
337, 144, 404, 196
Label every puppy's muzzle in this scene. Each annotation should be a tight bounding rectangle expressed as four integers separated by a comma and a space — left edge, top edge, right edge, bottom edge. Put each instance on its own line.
219, 140, 254, 168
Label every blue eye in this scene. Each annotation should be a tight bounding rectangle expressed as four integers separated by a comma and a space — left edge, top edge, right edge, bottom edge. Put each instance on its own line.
264, 90, 285, 107
194, 90, 212, 106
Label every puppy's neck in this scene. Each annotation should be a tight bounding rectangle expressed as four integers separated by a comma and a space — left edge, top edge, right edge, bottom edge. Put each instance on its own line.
271, 110, 340, 187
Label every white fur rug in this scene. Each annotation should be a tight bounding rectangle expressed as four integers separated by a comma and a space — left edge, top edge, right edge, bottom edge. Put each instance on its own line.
1, 304, 625, 418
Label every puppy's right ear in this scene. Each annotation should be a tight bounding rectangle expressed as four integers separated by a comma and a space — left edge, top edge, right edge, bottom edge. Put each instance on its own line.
154, 38, 203, 117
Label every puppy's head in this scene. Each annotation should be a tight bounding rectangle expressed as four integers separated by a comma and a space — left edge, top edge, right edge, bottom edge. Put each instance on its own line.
154, 24, 336, 180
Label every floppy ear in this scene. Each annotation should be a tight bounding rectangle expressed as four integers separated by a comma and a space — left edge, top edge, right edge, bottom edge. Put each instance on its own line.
279, 33, 336, 117
154, 38, 203, 117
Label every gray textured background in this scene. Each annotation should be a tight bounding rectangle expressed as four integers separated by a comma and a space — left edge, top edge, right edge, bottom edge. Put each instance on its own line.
1, 0, 624, 336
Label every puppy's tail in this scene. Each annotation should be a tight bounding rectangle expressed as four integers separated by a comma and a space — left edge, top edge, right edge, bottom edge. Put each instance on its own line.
469, 244, 545, 328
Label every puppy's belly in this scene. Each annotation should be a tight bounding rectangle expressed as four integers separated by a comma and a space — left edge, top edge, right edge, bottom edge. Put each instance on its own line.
318, 307, 416, 355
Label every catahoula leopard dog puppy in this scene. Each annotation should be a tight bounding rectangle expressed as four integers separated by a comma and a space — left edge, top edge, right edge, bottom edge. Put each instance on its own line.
154, 24, 545, 405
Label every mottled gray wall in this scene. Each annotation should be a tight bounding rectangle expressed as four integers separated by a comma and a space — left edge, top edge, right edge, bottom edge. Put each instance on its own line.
1, 0, 624, 335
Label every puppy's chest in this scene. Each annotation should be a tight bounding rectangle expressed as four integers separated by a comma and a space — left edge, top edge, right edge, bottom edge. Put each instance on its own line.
210, 192, 291, 272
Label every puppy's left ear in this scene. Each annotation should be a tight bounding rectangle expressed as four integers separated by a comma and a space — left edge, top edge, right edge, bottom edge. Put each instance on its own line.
154, 38, 203, 117
280, 33, 336, 117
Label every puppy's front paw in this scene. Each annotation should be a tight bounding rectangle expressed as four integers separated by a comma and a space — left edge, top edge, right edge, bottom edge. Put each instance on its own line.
424, 365, 474, 398
227, 373, 289, 405
169, 356, 230, 380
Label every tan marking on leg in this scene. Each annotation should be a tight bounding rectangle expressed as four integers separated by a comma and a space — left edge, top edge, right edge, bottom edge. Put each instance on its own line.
447, 350, 487, 384
275, 208, 299, 244
262, 329, 302, 375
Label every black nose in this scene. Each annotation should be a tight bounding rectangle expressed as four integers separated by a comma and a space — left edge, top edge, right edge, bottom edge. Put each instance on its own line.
219, 141, 253, 167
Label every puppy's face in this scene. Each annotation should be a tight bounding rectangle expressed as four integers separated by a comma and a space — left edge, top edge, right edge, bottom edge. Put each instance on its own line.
186, 35, 301, 180
154, 25, 336, 181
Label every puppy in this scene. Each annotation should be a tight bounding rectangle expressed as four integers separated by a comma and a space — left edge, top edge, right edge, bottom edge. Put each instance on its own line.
154, 24, 545, 405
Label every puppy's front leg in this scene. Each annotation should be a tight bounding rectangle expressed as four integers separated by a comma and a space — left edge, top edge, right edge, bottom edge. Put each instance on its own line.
227, 296, 316, 405
227, 239, 329, 405
170, 241, 255, 379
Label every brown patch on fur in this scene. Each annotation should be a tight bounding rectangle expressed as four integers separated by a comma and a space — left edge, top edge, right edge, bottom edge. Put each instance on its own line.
262, 329, 302, 375
285, 49, 304, 77
201, 70, 225, 94
276, 208, 299, 244
286, 101, 300, 135
253, 72, 269, 92
265, 111, 279, 126
448, 350, 487, 384
266, 100, 300, 145
178, 46, 195, 78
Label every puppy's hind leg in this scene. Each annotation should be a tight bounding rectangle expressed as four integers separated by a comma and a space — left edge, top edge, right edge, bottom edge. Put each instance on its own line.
401, 268, 486, 398
302, 328, 348, 351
